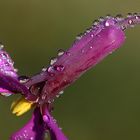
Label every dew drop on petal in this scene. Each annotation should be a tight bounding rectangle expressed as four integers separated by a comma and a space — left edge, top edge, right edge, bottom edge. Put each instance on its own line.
93, 20, 99, 26
127, 13, 133, 18
54, 65, 64, 72
42, 67, 47, 72
50, 57, 57, 65
115, 14, 123, 21
99, 17, 104, 22
18, 76, 29, 83
1, 92, 12, 96
66, 51, 71, 56
128, 19, 133, 25
58, 49, 65, 56
76, 35, 82, 40
0, 43, 4, 49
56, 94, 60, 98
105, 21, 110, 26
59, 90, 64, 95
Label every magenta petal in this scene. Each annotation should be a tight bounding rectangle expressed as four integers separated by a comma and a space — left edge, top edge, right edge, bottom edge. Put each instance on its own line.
0, 49, 18, 78
0, 49, 19, 96
10, 107, 45, 140
0, 73, 30, 97
38, 19, 126, 102
42, 106, 68, 140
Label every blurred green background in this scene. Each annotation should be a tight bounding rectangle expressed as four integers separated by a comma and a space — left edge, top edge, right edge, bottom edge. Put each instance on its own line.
0, 0, 140, 140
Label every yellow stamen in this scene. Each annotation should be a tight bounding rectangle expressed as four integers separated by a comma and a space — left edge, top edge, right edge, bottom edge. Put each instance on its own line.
11, 97, 34, 116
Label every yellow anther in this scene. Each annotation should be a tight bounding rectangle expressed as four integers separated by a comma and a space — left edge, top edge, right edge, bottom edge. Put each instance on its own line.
11, 97, 34, 116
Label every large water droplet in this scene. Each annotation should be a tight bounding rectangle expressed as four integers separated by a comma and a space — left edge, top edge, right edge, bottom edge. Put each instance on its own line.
58, 49, 65, 56
50, 57, 57, 65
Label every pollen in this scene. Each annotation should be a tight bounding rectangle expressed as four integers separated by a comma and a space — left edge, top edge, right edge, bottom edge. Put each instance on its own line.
11, 97, 34, 116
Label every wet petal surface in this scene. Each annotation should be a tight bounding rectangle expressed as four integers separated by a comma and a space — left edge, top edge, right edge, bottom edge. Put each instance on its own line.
10, 107, 45, 140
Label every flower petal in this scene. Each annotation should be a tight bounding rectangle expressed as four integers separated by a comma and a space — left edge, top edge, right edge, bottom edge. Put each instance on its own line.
0, 49, 18, 78
10, 107, 45, 140
0, 48, 21, 96
42, 105, 68, 140
0, 49, 35, 98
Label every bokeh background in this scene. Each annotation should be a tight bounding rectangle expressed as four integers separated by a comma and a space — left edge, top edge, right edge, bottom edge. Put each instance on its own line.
0, 0, 140, 140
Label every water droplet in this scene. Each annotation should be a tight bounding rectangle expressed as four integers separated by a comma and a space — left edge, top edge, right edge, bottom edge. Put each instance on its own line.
1, 92, 11, 96
56, 94, 60, 98
18, 76, 29, 83
1, 53, 7, 59
99, 17, 104, 22
42, 67, 47, 72
47, 66, 53, 73
76, 34, 82, 40
93, 20, 99, 26
106, 14, 111, 18
91, 34, 94, 37
54, 65, 64, 72
128, 19, 133, 24
14, 68, 18, 72
89, 46, 93, 49
127, 13, 133, 18
86, 28, 91, 33
133, 13, 139, 19
0, 43, 4, 49
58, 49, 65, 56
66, 51, 71, 56
115, 14, 123, 21
47, 66, 55, 76
48, 100, 52, 104
105, 21, 110, 26
50, 57, 57, 65
59, 90, 64, 95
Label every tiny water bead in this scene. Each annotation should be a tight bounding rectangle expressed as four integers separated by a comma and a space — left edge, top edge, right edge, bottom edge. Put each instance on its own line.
76, 34, 83, 40
0, 43, 4, 49
18, 76, 29, 83
58, 49, 65, 56
42, 67, 47, 72
54, 65, 65, 72
50, 57, 57, 65
59, 90, 64, 95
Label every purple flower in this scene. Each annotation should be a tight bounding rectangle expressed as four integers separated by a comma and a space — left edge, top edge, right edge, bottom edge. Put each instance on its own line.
0, 13, 139, 140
